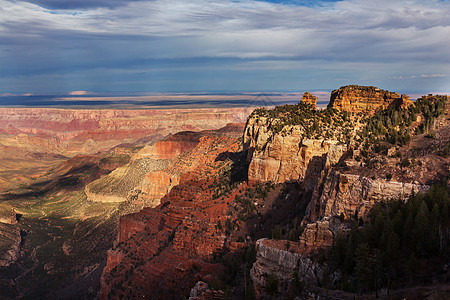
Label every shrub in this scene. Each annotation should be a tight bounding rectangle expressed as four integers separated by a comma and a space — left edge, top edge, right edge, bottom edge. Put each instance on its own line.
271, 225, 283, 240
265, 273, 279, 295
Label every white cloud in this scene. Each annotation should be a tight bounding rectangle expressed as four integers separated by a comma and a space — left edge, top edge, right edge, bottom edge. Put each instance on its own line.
0, 0, 450, 58
69, 90, 90, 95
393, 74, 447, 79
0, 0, 449, 92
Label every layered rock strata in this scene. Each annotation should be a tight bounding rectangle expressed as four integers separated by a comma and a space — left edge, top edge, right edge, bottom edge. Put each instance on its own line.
250, 238, 324, 296
86, 124, 243, 206
0, 107, 255, 156
305, 170, 429, 222
100, 126, 244, 299
243, 117, 346, 183
328, 85, 412, 113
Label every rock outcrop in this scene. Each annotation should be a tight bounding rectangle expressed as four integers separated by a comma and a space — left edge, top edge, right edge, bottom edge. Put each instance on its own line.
305, 170, 429, 222
189, 281, 225, 300
328, 85, 412, 113
85, 157, 171, 203
250, 238, 324, 297
243, 114, 346, 184
245, 129, 346, 184
0, 204, 20, 267
243, 103, 347, 184
299, 219, 334, 252
0, 204, 17, 225
300, 92, 317, 109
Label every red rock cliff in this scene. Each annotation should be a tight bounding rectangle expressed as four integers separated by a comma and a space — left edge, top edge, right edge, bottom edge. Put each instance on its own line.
100, 126, 244, 299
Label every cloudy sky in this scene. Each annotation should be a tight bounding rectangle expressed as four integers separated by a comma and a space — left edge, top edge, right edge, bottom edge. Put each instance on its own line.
1, 0, 449, 95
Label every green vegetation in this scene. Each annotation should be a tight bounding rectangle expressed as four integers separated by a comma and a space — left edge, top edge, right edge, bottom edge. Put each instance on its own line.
329, 184, 450, 295
0, 163, 121, 299
210, 245, 257, 299
99, 154, 130, 166
358, 107, 412, 148
250, 102, 354, 142
234, 182, 274, 220
250, 95, 447, 164
413, 95, 447, 134
265, 272, 279, 295
356, 95, 447, 158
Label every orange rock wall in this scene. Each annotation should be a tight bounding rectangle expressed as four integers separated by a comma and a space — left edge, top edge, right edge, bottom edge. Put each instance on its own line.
328, 85, 411, 113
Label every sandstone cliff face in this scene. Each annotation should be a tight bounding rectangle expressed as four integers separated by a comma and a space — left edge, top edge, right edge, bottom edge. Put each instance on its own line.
299, 219, 334, 252
244, 117, 346, 184
133, 132, 201, 160
250, 238, 324, 296
305, 170, 429, 222
328, 85, 411, 113
301, 92, 317, 109
241, 91, 442, 297
97, 91, 449, 299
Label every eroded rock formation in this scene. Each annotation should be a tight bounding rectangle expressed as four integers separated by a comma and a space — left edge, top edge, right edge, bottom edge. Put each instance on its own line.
96, 88, 449, 299
0, 107, 254, 156
328, 85, 412, 113
305, 170, 429, 222
300, 92, 317, 109
299, 219, 334, 251
243, 115, 346, 184
86, 124, 244, 206
100, 125, 244, 299
0, 205, 20, 267
250, 238, 324, 296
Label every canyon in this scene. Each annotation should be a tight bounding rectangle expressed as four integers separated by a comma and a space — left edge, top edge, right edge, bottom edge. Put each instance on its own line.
101, 88, 449, 299
0, 87, 449, 299
0, 106, 254, 299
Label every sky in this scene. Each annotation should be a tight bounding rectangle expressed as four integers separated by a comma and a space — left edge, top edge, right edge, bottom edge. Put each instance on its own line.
0, 0, 449, 95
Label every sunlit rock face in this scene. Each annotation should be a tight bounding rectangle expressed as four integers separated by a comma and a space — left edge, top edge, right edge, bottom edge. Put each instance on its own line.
300, 92, 317, 109
328, 85, 412, 113
243, 113, 346, 184
85, 124, 245, 206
